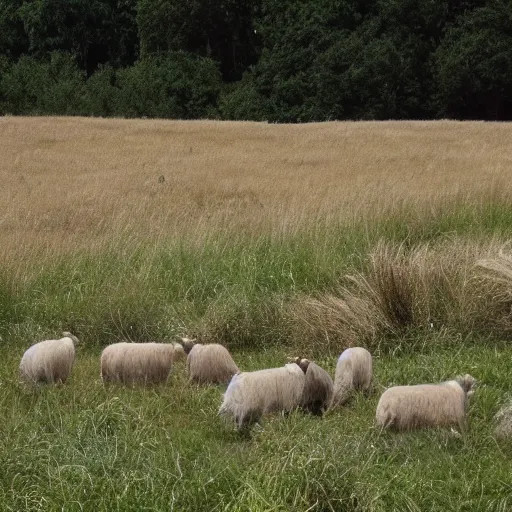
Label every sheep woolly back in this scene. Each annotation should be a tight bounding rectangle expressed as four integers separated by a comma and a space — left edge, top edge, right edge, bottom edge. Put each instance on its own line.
332, 347, 373, 407
100, 342, 177, 384
495, 401, 512, 440
173, 343, 186, 362
219, 363, 305, 430
375, 375, 476, 431
187, 343, 239, 384
19, 333, 78, 385
299, 359, 333, 416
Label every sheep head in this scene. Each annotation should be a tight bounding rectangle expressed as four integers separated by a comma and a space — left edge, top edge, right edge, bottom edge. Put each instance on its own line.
180, 337, 196, 355
456, 374, 477, 396
62, 332, 80, 345
289, 357, 310, 373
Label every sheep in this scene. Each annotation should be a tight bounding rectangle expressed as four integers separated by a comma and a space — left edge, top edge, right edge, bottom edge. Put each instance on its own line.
331, 347, 373, 407
172, 342, 186, 362
100, 342, 181, 385
294, 357, 333, 416
19, 332, 79, 385
183, 339, 239, 385
219, 363, 306, 432
494, 401, 512, 440
375, 374, 476, 431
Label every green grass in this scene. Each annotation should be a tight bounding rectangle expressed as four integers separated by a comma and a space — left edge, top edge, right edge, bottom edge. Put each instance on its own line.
2, 200, 512, 510
1, 343, 511, 511
2, 198, 512, 350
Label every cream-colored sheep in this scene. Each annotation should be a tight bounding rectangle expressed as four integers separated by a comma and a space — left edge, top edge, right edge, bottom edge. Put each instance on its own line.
19, 332, 79, 385
100, 342, 180, 385
219, 363, 305, 431
494, 401, 512, 440
295, 358, 333, 416
331, 347, 373, 407
185, 341, 239, 385
173, 342, 186, 362
376, 374, 476, 431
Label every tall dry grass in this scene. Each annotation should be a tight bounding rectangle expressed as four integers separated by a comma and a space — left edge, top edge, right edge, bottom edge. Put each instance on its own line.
2, 117, 512, 348
2, 117, 512, 263
289, 239, 511, 352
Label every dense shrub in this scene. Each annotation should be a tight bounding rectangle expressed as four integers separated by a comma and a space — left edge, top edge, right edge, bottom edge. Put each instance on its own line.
113, 53, 221, 119
1, 51, 85, 115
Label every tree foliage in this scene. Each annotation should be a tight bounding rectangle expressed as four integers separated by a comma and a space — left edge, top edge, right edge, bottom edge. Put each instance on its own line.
0, 0, 511, 120
433, 0, 512, 120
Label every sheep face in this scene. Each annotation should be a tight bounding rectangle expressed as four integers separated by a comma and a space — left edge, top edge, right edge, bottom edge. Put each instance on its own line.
289, 357, 310, 374
180, 337, 196, 355
456, 374, 477, 396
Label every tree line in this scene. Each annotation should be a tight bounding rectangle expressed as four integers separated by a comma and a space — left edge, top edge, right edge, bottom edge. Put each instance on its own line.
1, 0, 511, 121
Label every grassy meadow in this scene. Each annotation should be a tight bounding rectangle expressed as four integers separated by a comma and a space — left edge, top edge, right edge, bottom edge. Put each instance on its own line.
1, 117, 512, 510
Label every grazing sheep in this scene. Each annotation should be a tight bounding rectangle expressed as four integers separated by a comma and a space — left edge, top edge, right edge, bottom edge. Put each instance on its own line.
185, 341, 239, 385
19, 332, 79, 385
331, 347, 373, 407
219, 363, 306, 431
294, 358, 333, 416
173, 342, 186, 362
376, 374, 476, 431
495, 401, 512, 440
100, 342, 181, 385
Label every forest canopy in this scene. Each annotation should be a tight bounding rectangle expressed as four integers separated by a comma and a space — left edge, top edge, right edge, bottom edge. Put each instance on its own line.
1, 0, 511, 120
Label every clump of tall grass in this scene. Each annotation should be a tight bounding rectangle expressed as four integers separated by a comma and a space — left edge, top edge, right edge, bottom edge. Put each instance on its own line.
0, 272, 19, 339
476, 248, 512, 335
289, 239, 506, 353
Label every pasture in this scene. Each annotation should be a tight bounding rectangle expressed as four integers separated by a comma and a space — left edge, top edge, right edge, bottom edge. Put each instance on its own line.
1, 117, 512, 511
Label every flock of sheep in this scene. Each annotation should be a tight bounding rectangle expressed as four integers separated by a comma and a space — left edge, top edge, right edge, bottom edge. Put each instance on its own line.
18, 333, 480, 435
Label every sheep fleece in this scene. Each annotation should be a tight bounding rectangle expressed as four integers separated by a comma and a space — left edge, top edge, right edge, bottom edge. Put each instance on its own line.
302, 362, 333, 415
219, 363, 305, 428
187, 344, 239, 384
100, 342, 176, 384
376, 381, 467, 430
19, 336, 75, 384
332, 347, 372, 406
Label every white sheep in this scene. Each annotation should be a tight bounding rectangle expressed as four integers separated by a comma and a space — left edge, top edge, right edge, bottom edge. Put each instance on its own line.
100, 342, 181, 385
219, 363, 305, 431
495, 401, 512, 440
19, 332, 79, 385
183, 339, 239, 385
295, 358, 333, 416
376, 374, 476, 431
172, 342, 186, 362
331, 347, 373, 407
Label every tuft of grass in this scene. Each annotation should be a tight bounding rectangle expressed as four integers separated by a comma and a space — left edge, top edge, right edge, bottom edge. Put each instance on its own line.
476, 249, 512, 336
288, 239, 512, 353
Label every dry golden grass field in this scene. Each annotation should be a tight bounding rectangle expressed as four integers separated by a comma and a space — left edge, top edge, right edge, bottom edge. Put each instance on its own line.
2, 117, 512, 511
1, 117, 511, 262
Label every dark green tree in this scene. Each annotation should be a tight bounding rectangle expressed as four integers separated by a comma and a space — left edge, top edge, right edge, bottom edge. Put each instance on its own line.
433, 0, 512, 119
0, 0, 29, 60
1, 51, 85, 114
137, 0, 261, 81
113, 53, 222, 118
18, 0, 138, 75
